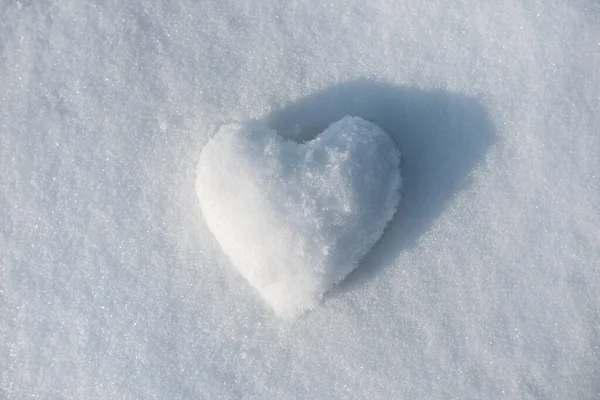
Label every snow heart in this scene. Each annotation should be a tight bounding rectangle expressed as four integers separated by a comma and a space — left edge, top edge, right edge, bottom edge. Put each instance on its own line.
196, 116, 402, 318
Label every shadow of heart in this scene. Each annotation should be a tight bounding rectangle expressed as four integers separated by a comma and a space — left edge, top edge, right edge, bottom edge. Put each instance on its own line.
264, 78, 497, 292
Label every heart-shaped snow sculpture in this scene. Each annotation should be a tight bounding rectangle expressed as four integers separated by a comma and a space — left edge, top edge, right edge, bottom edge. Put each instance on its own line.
196, 116, 402, 318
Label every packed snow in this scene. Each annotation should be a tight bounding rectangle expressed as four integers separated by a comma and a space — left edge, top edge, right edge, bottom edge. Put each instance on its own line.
1, 0, 599, 399
196, 117, 401, 318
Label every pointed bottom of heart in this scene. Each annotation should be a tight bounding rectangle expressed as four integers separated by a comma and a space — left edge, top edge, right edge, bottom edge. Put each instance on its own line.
196, 116, 402, 318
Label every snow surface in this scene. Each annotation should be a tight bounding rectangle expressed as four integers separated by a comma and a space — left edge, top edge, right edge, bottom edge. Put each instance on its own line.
1, 0, 600, 399
196, 117, 401, 318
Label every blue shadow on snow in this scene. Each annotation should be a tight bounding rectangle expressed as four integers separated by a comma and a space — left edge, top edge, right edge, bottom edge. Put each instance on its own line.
264, 78, 497, 291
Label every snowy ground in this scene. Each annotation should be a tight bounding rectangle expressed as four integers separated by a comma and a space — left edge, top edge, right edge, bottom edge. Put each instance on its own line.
2, 0, 599, 399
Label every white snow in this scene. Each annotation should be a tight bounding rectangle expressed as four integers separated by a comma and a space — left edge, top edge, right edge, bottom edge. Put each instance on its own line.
196, 117, 401, 318
1, 0, 600, 399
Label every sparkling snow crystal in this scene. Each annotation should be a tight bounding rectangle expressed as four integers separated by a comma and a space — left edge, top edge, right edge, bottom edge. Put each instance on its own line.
196, 116, 402, 318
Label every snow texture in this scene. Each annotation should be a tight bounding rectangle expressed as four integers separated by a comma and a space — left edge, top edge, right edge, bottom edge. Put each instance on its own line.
196, 117, 402, 318
1, 0, 600, 399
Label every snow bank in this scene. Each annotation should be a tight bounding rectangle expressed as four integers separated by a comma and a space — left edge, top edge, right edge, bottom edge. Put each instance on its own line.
196, 116, 402, 317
